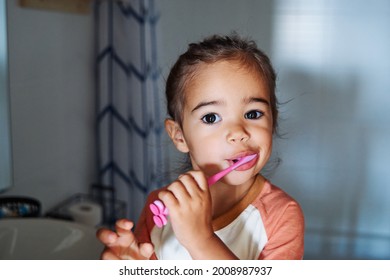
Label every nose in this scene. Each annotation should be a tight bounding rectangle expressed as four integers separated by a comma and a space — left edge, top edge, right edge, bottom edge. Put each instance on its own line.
227, 124, 249, 143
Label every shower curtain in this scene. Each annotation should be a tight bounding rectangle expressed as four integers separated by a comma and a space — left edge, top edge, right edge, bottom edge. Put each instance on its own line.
95, 0, 168, 224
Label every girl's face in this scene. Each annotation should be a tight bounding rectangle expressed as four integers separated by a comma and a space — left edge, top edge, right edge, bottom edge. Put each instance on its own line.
167, 60, 273, 185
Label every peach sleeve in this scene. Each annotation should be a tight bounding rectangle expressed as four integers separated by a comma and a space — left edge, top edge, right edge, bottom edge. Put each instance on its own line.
254, 183, 305, 260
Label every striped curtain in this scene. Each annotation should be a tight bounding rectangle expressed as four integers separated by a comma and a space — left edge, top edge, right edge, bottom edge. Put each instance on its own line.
95, 0, 168, 225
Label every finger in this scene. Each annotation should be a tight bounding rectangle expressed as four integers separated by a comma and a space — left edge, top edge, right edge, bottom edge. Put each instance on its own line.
179, 171, 209, 196
158, 188, 180, 209
100, 248, 121, 260
187, 170, 208, 191
96, 227, 117, 245
115, 219, 134, 232
114, 219, 136, 248
139, 243, 154, 259
167, 179, 192, 202
174, 174, 201, 201
115, 219, 150, 258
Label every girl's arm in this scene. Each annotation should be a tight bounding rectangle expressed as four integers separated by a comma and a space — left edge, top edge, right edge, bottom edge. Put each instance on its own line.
184, 233, 239, 260
258, 202, 304, 260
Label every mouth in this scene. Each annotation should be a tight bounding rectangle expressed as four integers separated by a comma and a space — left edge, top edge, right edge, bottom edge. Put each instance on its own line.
226, 152, 259, 170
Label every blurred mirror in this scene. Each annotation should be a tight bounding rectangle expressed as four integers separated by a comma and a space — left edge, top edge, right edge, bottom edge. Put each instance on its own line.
0, 0, 12, 192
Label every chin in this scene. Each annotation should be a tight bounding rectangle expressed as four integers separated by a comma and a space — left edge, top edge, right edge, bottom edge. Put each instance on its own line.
221, 172, 258, 186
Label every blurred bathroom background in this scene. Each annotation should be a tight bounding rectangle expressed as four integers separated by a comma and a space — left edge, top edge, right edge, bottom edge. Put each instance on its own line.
1, 0, 389, 259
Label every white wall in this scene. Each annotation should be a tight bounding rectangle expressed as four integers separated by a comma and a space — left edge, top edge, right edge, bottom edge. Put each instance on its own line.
159, 0, 274, 76
5, 1, 96, 212
270, 0, 390, 259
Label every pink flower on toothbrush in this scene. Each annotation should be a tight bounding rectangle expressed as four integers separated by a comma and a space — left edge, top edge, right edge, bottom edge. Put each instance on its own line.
149, 200, 168, 228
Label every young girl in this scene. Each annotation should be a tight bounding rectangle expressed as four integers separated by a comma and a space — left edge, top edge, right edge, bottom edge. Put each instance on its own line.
97, 34, 305, 260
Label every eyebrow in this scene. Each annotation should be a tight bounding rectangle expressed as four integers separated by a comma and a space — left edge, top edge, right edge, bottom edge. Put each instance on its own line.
191, 96, 270, 114
243, 97, 270, 106
191, 100, 224, 113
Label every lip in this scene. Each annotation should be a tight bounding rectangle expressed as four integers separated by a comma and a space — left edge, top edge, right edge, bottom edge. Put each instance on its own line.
226, 152, 259, 171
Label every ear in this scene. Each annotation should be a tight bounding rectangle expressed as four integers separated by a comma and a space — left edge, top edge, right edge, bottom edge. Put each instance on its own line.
165, 119, 189, 153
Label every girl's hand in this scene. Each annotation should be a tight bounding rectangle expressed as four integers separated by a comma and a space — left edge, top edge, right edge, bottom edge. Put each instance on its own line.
158, 170, 214, 252
96, 219, 154, 260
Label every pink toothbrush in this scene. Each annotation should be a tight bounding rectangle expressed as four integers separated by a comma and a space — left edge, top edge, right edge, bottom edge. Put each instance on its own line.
150, 154, 257, 228
206, 154, 257, 186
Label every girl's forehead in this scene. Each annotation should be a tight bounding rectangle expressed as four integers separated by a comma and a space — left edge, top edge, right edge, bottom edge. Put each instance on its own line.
184, 60, 269, 104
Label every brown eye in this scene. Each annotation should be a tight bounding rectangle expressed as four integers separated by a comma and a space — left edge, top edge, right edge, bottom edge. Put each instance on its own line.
245, 110, 263, 120
201, 113, 221, 124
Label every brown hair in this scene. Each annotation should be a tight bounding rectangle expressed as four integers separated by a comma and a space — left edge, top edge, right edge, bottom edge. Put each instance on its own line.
165, 34, 278, 133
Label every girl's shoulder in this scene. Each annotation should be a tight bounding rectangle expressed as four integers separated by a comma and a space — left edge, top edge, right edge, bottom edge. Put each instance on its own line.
255, 180, 305, 259
257, 180, 301, 207
253, 179, 304, 224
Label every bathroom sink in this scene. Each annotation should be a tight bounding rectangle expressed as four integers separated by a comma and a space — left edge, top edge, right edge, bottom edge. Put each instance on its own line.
0, 218, 103, 259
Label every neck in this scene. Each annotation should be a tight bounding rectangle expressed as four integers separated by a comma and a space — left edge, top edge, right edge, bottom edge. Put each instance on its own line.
210, 175, 259, 219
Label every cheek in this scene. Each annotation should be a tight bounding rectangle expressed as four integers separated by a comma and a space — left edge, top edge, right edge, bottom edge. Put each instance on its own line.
256, 128, 273, 154
186, 137, 221, 170
185, 126, 219, 149
188, 139, 218, 159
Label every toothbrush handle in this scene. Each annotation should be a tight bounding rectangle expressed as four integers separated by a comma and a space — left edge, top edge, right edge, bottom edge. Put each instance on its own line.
207, 165, 234, 186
